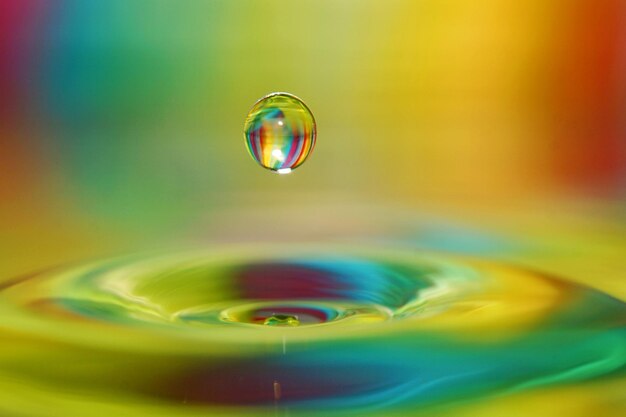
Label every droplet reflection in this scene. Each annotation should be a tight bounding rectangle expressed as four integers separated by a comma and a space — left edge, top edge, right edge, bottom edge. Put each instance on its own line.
243, 92, 316, 173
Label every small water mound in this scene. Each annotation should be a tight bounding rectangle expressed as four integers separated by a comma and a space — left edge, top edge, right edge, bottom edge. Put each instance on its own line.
209, 300, 391, 327
263, 314, 300, 327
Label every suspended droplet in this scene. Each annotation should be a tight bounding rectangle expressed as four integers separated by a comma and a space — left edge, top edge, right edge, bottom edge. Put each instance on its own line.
243, 92, 316, 173
263, 314, 300, 327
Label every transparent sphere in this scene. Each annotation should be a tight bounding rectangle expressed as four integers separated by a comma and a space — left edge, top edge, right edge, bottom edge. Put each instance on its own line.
243, 92, 316, 174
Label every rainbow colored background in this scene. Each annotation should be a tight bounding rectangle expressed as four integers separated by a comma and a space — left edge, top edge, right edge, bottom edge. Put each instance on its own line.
1, 2, 625, 416
1, 2, 625, 296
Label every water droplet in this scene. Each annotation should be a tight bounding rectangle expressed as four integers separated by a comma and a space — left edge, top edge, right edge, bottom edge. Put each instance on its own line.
244, 92, 316, 173
263, 314, 300, 327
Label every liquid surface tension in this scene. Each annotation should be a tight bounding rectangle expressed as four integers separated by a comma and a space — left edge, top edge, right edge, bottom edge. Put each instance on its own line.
0, 246, 623, 417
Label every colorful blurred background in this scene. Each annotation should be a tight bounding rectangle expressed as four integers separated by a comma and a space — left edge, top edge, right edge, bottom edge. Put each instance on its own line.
1, 0, 625, 296
1, 2, 625, 416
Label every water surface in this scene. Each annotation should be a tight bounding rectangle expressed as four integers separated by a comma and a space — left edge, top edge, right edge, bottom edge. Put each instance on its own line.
0, 245, 624, 416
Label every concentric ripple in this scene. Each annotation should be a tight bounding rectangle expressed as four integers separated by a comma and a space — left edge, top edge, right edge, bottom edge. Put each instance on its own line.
0, 246, 624, 417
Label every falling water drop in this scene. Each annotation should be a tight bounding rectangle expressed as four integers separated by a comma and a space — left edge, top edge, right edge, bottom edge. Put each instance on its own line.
243, 92, 316, 173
